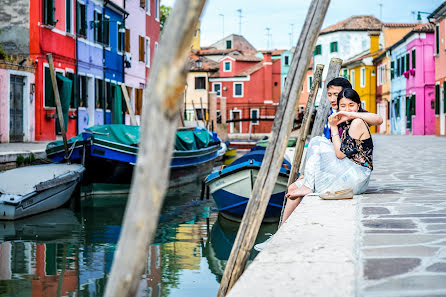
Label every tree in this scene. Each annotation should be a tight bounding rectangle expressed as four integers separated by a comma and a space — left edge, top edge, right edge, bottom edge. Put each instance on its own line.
160, 5, 171, 32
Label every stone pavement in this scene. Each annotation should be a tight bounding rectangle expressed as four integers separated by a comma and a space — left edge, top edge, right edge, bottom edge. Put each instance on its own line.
225, 135, 446, 297
359, 135, 446, 297
0, 142, 49, 164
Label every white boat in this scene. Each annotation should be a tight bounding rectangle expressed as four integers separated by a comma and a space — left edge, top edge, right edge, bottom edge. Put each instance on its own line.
0, 164, 85, 220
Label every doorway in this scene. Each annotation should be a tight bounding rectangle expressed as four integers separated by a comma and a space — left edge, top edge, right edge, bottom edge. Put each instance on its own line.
9, 75, 25, 142
231, 110, 241, 133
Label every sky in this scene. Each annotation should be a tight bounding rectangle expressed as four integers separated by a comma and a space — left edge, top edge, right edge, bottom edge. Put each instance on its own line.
160, 0, 443, 50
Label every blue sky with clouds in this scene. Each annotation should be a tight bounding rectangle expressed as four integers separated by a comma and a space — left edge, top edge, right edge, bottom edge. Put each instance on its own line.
160, 0, 443, 50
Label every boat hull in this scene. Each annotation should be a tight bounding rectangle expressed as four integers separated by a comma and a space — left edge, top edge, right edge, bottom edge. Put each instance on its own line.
207, 167, 288, 221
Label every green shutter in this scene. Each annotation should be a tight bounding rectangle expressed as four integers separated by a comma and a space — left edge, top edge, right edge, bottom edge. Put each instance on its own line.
44, 68, 55, 107
406, 96, 412, 129
391, 61, 395, 79
435, 84, 440, 115
412, 49, 416, 69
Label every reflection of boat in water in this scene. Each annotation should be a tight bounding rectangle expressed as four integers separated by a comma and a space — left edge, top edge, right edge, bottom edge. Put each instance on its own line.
0, 208, 81, 242
204, 214, 277, 281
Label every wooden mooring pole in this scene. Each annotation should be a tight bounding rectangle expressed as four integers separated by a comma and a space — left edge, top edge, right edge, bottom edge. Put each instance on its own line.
121, 83, 137, 125
287, 64, 324, 185
217, 1, 331, 296
310, 57, 343, 138
46, 53, 70, 164
103, 1, 207, 297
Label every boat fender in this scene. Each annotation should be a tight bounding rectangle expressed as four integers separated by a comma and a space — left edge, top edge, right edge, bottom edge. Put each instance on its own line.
249, 159, 253, 164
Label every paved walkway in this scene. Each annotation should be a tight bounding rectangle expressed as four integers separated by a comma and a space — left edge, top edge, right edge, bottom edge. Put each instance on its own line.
0, 142, 49, 164
225, 135, 446, 297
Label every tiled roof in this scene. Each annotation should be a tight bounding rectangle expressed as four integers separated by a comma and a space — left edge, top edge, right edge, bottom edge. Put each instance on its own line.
236, 62, 264, 76
260, 50, 286, 56
343, 49, 383, 66
187, 54, 219, 71
226, 54, 262, 62
412, 22, 435, 33
320, 15, 382, 35
196, 49, 238, 55
382, 23, 418, 28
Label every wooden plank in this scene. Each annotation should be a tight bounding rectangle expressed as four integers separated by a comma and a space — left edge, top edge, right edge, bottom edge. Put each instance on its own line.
103, 1, 207, 297
46, 53, 69, 163
209, 92, 217, 131
310, 58, 343, 138
217, 1, 331, 296
287, 64, 324, 185
121, 83, 137, 125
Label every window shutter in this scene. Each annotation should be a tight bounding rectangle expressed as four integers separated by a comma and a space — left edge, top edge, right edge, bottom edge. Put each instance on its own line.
139, 36, 145, 62
435, 84, 440, 115
412, 49, 416, 69
125, 29, 130, 52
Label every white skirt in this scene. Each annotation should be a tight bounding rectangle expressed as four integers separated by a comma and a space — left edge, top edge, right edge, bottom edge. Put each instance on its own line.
294, 136, 372, 195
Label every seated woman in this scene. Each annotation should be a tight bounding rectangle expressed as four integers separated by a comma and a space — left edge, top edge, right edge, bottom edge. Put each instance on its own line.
281, 88, 373, 224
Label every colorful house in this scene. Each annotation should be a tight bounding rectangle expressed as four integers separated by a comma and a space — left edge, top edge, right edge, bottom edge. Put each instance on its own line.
297, 57, 314, 114
145, 0, 161, 80
343, 31, 381, 133
429, 3, 446, 137
388, 23, 435, 135
373, 23, 417, 134
256, 49, 293, 94
313, 15, 383, 105
76, 0, 106, 132
209, 51, 281, 135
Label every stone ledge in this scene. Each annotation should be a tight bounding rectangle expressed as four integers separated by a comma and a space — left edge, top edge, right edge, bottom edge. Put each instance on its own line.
226, 194, 359, 297
0, 150, 46, 163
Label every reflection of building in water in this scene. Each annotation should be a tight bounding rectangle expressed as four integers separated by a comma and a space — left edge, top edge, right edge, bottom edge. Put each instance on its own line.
163, 223, 203, 270
0, 242, 78, 296
137, 245, 162, 297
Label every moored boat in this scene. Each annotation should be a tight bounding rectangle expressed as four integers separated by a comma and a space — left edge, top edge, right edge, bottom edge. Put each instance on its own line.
0, 163, 84, 220
205, 147, 291, 222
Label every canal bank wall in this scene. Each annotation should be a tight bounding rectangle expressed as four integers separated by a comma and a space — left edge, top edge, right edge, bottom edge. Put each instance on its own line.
0, 142, 48, 170
227, 135, 446, 297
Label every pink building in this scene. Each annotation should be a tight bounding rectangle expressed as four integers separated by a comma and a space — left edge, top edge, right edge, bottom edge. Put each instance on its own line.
429, 3, 446, 136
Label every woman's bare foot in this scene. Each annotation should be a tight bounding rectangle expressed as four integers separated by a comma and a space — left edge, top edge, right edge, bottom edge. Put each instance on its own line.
285, 185, 313, 200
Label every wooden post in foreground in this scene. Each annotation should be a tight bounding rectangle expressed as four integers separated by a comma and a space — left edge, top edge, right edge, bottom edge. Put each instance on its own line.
103, 1, 206, 297
217, 0, 331, 296
287, 64, 324, 185
121, 83, 137, 125
310, 57, 343, 138
221, 97, 227, 124
46, 53, 70, 163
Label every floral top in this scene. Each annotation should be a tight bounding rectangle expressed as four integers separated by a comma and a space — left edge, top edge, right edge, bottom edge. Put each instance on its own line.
339, 120, 373, 170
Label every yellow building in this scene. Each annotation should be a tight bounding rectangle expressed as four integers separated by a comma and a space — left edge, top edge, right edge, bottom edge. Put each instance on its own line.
191, 21, 201, 51
342, 31, 381, 133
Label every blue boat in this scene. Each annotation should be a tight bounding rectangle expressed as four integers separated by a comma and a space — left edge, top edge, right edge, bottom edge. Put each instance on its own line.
205, 147, 291, 222
46, 125, 221, 186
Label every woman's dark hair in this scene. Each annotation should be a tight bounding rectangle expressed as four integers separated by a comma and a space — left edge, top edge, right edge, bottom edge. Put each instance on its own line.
327, 77, 352, 90
337, 88, 364, 112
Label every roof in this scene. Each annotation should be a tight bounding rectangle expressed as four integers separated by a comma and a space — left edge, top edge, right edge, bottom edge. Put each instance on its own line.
388, 22, 435, 51
260, 50, 287, 56
428, 2, 446, 19
320, 15, 382, 35
236, 62, 264, 76
382, 23, 418, 28
187, 54, 219, 72
343, 49, 383, 67
209, 34, 257, 51
225, 54, 262, 62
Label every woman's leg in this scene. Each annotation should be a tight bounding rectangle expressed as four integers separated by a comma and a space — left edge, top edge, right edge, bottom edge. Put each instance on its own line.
281, 197, 302, 225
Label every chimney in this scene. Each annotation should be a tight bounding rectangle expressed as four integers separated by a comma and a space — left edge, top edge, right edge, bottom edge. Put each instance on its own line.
263, 51, 273, 102
368, 31, 380, 54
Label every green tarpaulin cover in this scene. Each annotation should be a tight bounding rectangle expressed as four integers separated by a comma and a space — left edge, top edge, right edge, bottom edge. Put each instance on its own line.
175, 129, 211, 151
113, 84, 123, 125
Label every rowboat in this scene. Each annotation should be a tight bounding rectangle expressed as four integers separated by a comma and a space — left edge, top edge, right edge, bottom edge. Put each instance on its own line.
0, 163, 84, 220
205, 147, 291, 222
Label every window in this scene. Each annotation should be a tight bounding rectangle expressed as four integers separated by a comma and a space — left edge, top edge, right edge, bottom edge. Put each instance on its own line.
146, 37, 151, 67
43, 0, 55, 26
95, 78, 104, 108
313, 44, 322, 55
436, 24, 440, 55
307, 75, 313, 92
146, 0, 151, 15
412, 49, 416, 69
79, 75, 88, 107
284, 56, 290, 65
435, 83, 440, 115
233, 82, 243, 97
223, 61, 231, 72
66, 0, 72, 33
226, 40, 232, 49
213, 83, 221, 96
77, 3, 87, 37
350, 70, 355, 88
154, 42, 159, 55
396, 58, 400, 77
44, 67, 55, 107
103, 16, 110, 46
343, 69, 348, 79
140, 0, 145, 9
155, 0, 160, 21
125, 29, 130, 52
330, 41, 338, 53
135, 88, 143, 115
361, 101, 366, 110
139, 36, 145, 62
195, 77, 206, 89
360, 67, 365, 88
118, 22, 124, 53
66, 71, 76, 108
391, 61, 395, 79
250, 109, 259, 124
94, 11, 103, 43
405, 53, 410, 72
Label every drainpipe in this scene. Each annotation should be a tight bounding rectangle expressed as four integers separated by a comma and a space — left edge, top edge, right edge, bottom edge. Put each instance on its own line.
122, 0, 127, 124
103, 0, 109, 125
75, 0, 79, 135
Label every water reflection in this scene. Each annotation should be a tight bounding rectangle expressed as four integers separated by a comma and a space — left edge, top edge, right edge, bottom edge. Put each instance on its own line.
0, 180, 276, 297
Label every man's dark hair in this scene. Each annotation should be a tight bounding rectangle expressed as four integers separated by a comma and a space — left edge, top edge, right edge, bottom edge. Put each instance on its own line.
327, 77, 352, 90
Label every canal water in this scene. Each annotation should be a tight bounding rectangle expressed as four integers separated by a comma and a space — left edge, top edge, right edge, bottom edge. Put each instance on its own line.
0, 177, 277, 297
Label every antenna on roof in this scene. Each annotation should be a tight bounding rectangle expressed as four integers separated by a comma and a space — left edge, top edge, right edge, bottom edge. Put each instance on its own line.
237, 9, 243, 35
378, 3, 383, 20
265, 27, 272, 49
289, 24, 294, 47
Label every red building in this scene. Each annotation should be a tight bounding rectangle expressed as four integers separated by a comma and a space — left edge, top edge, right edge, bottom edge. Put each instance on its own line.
145, 0, 161, 79
209, 52, 281, 134
30, 0, 77, 141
